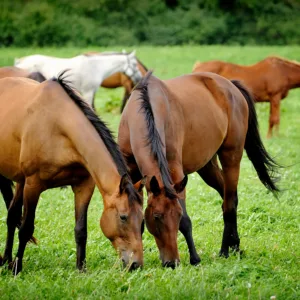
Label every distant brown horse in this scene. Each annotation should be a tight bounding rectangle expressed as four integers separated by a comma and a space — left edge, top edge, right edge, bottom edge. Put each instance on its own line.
0, 74, 144, 274
0, 66, 46, 82
85, 52, 148, 112
193, 56, 300, 138
118, 71, 280, 268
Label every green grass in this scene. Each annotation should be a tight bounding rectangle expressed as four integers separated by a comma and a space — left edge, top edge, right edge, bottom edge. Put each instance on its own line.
0, 46, 300, 299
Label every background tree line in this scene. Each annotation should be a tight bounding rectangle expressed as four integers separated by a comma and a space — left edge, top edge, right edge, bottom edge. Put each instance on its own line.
0, 0, 299, 47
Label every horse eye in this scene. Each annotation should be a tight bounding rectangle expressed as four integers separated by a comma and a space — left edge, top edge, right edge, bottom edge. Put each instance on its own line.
120, 214, 128, 222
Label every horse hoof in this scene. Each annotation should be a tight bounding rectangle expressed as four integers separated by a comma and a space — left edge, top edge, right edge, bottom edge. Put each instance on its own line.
9, 258, 22, 275
219, 249, 229, 258
190, 256, 201, 266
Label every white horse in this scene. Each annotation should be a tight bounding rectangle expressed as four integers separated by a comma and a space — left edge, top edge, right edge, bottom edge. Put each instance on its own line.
14, 51, 142, 108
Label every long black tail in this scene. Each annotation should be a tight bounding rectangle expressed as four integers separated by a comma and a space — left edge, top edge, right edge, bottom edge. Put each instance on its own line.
231, 80, 280, 196
0, 175, 14, 209
134, 71, 177, 199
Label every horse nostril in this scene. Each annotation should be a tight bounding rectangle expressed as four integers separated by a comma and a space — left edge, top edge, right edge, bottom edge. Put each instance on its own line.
129, 262, 140, 271
121, 259, 127, 268
120, 214, 128, 222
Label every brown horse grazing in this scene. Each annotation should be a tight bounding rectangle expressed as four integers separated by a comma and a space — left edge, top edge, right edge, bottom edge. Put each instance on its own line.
193, 56, 300, 138
0, 66, 46, 82
118, 71, 280, 268
0, 74, 144, 274
85, 52, 148, 112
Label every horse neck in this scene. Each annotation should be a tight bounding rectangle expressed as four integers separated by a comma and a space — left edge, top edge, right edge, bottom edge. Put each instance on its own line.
63, 114, 121, 195
282, 61, 300, 89
90, 55, 128, 80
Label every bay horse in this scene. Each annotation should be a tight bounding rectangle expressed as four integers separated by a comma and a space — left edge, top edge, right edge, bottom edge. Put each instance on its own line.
0, 74, 144, 274
193, 56, 300, 138
0, 66, 46, 82
85, 51, 148, 112
118, 71, 280, 268
14, 51, 142, 108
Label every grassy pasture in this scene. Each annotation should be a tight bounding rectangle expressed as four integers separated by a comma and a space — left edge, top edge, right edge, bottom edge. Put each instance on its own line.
0, 46, 299, 299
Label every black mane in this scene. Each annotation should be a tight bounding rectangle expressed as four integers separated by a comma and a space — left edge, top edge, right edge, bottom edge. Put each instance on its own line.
52, 71, 142, 204
134, 71, 177, 199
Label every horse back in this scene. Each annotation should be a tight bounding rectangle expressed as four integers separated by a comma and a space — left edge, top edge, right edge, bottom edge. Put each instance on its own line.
0, 66, 30, 79
163, 73, 248, 172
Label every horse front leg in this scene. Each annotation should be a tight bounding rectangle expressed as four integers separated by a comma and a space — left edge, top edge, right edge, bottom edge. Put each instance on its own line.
178, 189, 201, 265
1, 183, 24, 266
12, 179, 42, 275
72, 176, 95, 271
267, 94, 282, 138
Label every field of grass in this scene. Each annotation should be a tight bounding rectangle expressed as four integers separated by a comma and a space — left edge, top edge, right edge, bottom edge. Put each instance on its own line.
0, 46, 300, 299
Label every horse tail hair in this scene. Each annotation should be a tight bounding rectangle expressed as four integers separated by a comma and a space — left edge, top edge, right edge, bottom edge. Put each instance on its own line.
134, 71, 177, 199
231, 80, 281, 197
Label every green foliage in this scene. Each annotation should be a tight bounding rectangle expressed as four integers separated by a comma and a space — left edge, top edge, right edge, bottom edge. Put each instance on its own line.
0, 0, 299, 46
0, 45, 300, 298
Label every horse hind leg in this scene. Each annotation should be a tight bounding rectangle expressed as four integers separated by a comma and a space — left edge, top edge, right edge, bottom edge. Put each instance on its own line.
267, 94, 281, 138
217, 147, 243, 258
178, 189, 201, 266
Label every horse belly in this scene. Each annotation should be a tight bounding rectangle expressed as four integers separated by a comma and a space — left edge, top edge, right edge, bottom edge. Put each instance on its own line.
0, 134, 23, 180
181, 108, 227, 174
101, 73, 121, 88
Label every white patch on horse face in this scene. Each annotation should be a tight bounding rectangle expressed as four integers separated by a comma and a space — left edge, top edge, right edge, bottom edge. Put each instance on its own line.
125, 56, 142, 84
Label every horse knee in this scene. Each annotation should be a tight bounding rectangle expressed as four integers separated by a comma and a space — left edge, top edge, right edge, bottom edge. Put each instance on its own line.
179, 214, 192, 233
74, 226, 87, 244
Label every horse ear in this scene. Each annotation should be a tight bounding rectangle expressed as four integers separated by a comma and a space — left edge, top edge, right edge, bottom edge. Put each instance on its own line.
150, 176, 161, 196
174, 175, 188, 194
134, 176, 147, 192
119, 174, 130, 194
129, 50, 136, 57
14, 58, 20, 65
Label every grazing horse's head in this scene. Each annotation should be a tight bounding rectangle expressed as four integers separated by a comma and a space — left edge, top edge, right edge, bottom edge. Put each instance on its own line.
124, 51, 143, 85
144, 175, 188, 268
100, 175, 145, 270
